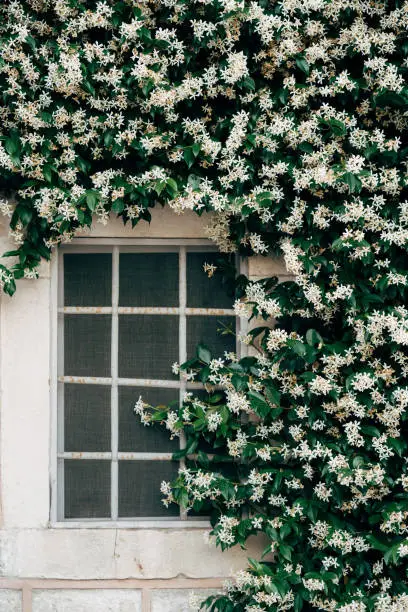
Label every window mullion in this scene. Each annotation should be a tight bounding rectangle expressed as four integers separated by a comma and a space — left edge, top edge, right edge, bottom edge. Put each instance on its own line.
178, 246, 188, 520
236, 256, 248, 360
111, 246, 120, 520
57, 251, 65, 521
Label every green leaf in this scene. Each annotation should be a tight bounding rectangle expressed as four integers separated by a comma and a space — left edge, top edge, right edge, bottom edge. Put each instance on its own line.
361, 425, 381, 437
294, 593, 304, 612
232, 373, 247, 392
3, 277, 16, 296
287, 339, 306, 357
264, 382, 281, 406
82, 80, 96, 97
248, 390, 270, 418
76, 156, 91, 173
298, 141, 314, 153
306, 329, 323, 347
280, 523, 291, 539
388, 437, 407, 457
25, 34, 37, 52
277, 88, 288, 104
86, 190, 100, 211
5, 134, 20, 157
218, 479, 236, 501
42, 164, 54, 184
329, 118, 347, 136
172, 448, 187, 460
166, 178, 178, 196
320, 118, 347, 137
153, 181, 166, 195
192, 142, 201, 156
375, 91, 407, 108
174, 487, 189, 509
183, 147, 195, 168
16, 206, 33, 226
366, 535, 389, 553
112, 199, 125, 213
103, 131, 115, 147
295, 57, 309, 75
241, 76, 256, 90
279, 543, 292, 561
197, 344, 211, 364
343, 172, 362, 193
248, 558, 266, 574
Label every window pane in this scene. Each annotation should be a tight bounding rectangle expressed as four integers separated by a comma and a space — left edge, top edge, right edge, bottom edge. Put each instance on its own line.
64, 460, 110, 519
187, 253, 232, 308
64, 315, 111, 377
118, 461, 179, 517
64, 384, 111, 452
64, 254, 112, 306
119, 253, 178, 307
118, 315, 178, 379
187, 316, 235, 359
119, 387, 179, 452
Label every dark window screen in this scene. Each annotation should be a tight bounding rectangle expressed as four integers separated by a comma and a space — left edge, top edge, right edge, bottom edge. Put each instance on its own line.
119, 386, 179, 452
118, 461, 179, 517
64, 384, 111, 452
118, 315, 178, 379
64, 460, 111, 519
187, 253, 232, 308
64, 315, 111, 377
187, 315, 236, 359
64, 253, 112, 306
119, 253, 178, 307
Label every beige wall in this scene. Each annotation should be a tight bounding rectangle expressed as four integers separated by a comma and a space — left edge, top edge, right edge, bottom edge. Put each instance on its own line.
0, 208, 281, 611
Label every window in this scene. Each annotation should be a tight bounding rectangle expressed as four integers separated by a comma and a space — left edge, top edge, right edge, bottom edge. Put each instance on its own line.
52, 241, 239, 524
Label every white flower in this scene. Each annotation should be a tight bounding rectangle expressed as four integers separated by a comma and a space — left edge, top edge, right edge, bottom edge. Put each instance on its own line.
226, 390, 251, 414
172, 362, 180, 374
309, 376, 332, 395
398, 543, 408, 558
207, 411, 222, 432
221, 52, 249, 84
302, 578, 325, 592
314, 482, 332, 502
345, 155, 365, 174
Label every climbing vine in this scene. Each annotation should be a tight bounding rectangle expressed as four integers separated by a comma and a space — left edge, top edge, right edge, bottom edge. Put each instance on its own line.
1, 0, 408, 610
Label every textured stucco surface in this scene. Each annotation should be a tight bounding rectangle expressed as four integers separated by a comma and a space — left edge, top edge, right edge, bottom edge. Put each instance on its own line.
85, 208, 214, 238
32, 589, 142, 612
0, 589, 22, 611
151, 588, 218, 612
0, 277, 51, 529
248, 255, 293, 283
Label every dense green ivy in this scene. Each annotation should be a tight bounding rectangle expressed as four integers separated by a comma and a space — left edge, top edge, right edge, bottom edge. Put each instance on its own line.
1, 0, 408, 610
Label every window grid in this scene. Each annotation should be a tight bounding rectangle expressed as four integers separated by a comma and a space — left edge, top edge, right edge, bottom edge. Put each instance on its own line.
55, 243, 238, 523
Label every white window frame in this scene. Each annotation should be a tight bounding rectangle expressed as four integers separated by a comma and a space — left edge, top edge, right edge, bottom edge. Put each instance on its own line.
50, 238, 248, 528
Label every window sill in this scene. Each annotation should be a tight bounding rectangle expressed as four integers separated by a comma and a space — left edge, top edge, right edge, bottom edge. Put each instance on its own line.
49, 519, 211, 529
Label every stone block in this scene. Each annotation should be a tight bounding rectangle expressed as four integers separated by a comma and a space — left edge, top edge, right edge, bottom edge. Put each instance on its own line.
0, 590, 22, 612
32, 589, 142, 612
0, 529, 266, 580
151, 588, 219, 612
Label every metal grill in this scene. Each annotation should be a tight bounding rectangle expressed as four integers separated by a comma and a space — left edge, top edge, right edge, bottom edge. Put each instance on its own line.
52, 242, 240, 525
